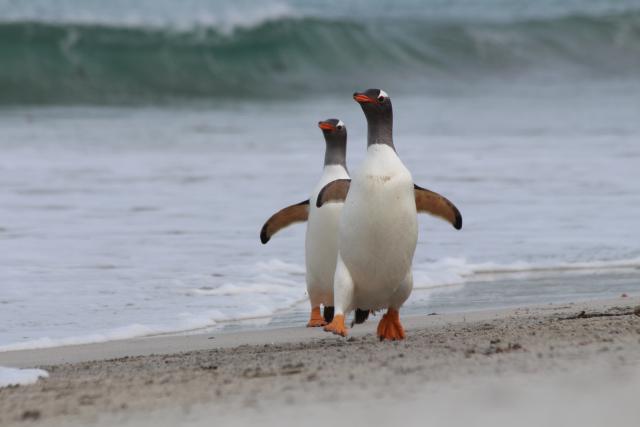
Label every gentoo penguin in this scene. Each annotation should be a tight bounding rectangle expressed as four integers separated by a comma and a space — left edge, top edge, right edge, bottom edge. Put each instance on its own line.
317, 89, 462, 340
260, 119, 350, 327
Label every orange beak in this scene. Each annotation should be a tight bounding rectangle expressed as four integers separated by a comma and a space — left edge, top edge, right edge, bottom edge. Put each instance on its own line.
353, 93, 374, 104
318, 121, 335, 131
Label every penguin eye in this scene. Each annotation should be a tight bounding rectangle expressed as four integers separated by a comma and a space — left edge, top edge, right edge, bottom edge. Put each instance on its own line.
377, 90, 389, 102
337, 125, 343, 130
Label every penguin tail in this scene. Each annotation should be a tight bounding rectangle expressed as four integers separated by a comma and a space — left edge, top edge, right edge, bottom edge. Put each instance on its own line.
323, 306, 335, 323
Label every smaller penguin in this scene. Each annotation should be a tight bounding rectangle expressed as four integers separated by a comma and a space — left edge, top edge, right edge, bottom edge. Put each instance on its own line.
260, 119, 350, 327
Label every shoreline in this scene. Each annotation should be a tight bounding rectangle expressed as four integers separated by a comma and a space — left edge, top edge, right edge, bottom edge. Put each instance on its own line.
3, 266, 639, 361
1, 296, 639, 426
0, 296, 640, 368
0, 296, 636, 368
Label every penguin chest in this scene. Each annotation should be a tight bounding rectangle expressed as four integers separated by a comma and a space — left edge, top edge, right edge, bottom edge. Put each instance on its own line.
305, 203, 342, 293
339, 147, 418, 301
305, 166, 349, 296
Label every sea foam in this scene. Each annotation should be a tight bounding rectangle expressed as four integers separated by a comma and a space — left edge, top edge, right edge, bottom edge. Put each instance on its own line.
2, 256, 637, 353
0, 366, 49, 388
0, 0, 296, 33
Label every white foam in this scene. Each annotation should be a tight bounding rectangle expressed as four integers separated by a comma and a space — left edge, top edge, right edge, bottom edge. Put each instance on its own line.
0, 318, 228, 353
189, 283, 296, 296
3, 256, 637, 354
0, 324, 164, 352
0, 306, 281, 352
413, 256, 640, 290
0, 366, 49, 388
256, 259, 306, 274
0, 0, 297, 33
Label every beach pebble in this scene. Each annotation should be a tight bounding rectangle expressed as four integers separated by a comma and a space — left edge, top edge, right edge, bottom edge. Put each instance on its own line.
633, 306, 640, 317
21, 410, 41, 421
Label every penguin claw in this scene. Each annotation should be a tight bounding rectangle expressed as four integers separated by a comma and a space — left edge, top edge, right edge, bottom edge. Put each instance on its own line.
307, 307, 327, 327
376, 309, 405, 341
324, 314, 347, 337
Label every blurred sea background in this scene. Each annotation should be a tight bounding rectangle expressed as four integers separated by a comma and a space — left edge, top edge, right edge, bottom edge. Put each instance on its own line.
1, 0, 639, 350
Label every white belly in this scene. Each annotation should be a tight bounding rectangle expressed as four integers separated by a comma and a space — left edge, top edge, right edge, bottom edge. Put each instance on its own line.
338, 145, 418, 310
305, 165, 349, 305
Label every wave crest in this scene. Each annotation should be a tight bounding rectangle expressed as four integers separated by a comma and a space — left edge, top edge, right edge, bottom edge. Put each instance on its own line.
1, 11, 639, 104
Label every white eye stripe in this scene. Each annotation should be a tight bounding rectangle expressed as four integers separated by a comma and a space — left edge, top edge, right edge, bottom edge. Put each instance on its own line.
378, 90, 388, 99
337, 120, 344, 128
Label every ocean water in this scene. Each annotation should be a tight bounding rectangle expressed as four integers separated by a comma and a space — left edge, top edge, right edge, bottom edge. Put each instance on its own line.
1, 0, 640, 350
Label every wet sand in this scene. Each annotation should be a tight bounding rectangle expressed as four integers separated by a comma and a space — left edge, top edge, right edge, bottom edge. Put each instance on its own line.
1, 297, 639, 427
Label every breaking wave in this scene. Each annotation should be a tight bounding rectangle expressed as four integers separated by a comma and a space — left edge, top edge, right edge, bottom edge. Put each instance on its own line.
1, 10, 639, 104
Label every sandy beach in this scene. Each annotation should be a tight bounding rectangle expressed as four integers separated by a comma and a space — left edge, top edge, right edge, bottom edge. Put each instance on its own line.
1, 296, 639, 427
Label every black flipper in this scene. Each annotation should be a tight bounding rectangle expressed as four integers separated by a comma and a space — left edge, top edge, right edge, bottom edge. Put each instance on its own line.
323, 306, 335, 323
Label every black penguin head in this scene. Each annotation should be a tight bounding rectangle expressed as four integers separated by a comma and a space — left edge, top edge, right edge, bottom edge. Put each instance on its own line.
318, 118, 347, 143
353, 88, 392, 121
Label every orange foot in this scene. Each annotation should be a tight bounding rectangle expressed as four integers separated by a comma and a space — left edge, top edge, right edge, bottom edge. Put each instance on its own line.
376, 308, 405, 341
324, 314, 347, 337
307, 306, 327, 327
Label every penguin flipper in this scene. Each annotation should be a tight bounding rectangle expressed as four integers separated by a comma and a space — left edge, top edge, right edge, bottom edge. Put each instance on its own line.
260, 200, 310, 244
316, 179, 351, 207
414, 184, 463, 230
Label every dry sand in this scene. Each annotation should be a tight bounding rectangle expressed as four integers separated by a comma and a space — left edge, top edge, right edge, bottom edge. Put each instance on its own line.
1, 297, 640, 427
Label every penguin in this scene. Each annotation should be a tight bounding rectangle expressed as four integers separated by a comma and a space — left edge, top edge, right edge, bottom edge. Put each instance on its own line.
260, 119, 350, 327
317, 89, 462, 340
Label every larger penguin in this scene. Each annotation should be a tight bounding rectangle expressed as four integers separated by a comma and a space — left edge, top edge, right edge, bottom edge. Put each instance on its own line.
318, 89, 462, 340
260, 119, 350, 327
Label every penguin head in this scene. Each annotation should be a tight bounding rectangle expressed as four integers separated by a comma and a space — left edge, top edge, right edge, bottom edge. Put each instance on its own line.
318, 119, 348, 167
353, 89, 392, 121
318, 118, 347, 143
